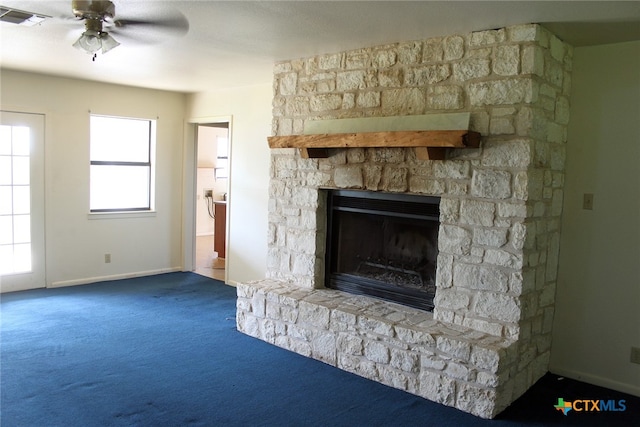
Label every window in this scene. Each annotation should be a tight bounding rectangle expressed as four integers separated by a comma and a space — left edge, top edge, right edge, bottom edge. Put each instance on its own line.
0, 125, 32, 274
90, 115, 155, 212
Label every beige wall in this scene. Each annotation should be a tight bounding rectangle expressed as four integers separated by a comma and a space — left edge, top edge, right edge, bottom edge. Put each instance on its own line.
186, 83, 272, 284
1, 70, 186, 286
551, 41, 640, 395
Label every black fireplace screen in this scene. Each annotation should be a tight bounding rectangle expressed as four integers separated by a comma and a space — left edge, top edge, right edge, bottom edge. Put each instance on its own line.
325, 190, 440, 311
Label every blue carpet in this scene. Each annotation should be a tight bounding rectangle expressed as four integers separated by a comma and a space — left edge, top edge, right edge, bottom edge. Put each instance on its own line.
1, 272, 638, 426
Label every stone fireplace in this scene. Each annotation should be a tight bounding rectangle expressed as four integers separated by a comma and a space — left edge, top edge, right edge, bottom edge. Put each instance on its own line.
236, 24, 572, 418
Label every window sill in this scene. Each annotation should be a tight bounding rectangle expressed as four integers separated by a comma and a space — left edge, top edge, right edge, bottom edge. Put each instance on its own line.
88, 211, 157, 220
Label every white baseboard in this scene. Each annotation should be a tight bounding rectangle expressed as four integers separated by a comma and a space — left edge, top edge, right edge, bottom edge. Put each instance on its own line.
549, 367, 640, 397
49, 267, 183, 288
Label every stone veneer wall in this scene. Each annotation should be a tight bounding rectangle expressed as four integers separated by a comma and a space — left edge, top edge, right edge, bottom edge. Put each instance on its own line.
237, 24, 572, 418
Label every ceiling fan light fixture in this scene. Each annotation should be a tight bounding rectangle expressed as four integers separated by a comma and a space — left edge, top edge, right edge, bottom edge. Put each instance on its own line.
99, 32, 119, 54
73, 31, 101, 53
73, 16, 120, 56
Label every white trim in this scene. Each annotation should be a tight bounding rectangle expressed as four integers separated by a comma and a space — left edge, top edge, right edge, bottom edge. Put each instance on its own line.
49, 267, 182, 288
87, 211, 157, 220
196, 232, 214, 237
183, 115, 232, 285
550, 367, 640, 397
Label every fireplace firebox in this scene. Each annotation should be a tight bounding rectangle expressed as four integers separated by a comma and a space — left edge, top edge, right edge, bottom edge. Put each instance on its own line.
325, 189, 440, 311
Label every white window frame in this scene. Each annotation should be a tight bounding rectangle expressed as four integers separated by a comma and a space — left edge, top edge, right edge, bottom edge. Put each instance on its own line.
89, 114, 156, 213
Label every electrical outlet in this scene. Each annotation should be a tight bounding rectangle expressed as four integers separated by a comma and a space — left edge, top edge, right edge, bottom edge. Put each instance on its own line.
204, 189, 213, 198
104, 253, 111, 264
631, 347, 640, 364
583, 193, 594, 210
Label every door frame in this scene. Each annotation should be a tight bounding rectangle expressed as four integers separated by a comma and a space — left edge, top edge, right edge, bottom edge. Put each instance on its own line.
182, 115, 232, 283
0, 110, 46, 292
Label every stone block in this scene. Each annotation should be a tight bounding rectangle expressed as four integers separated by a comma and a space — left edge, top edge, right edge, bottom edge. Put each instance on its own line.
453, 58, 491, 81
381, 166, 409, 192
299, 300, 330, 328
338, 354, 378, 379
470, 346, 501, 373
408, 176, 446, 195
555, 96, 570, 125
438, 224, 472, 255
363, 164, 383, 190
433, 161, 470, 179
406, 64, 450, 86
434, 289, 470, 311
545, 59, 564, 88
469, 79, 537, 106
418, 370, 456, 405
471, 169, 512, 199
313, 79, 337, 94
493, 45, 520, 76
481, 139, 532, 168
395, 325, 436, 347
345, 49, 371, 69
435, 253, 454, 289
456, 383, 497, 419
379, 365, 411, 390
427, 85, 465, 110
445, 361, 472, 380
358, 314, 395, 336
439, 198, 460, 223
444, 35, 465, 60
373, 49, 397, 68
521, 45, 544, 77
460, 199, 496, 227
381, 88, 426, 115
310, 94, 343, 112
341, 93, 356, 109
338, 333, 364, 355
422, 38, 443, 62
421, 354, 446, 370
453, 263, 509, 293
334, 165, 364, 188
474, 292, 521, 323
378, 69, 403, 87
312, 331, 337, 364
357, 91, 381, 108
319, 53, 342, 70
470, 28, 506, 46
398, 41, 422, 64
507, 24, 539, 42
364, 340, 391, 364
490, 117, 515, 135
436, 336, 471, 360
337, 70, 367, 91
278, 72, 298, 95
473, 228, 508, 247
484, 248, 523, 269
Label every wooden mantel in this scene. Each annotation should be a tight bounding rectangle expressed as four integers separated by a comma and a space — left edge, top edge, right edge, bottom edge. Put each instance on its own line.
267, 130, 481, 160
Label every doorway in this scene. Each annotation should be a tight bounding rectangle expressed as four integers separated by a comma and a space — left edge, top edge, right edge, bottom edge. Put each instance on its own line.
194, 122, 229, 281
0, 111, 46, 292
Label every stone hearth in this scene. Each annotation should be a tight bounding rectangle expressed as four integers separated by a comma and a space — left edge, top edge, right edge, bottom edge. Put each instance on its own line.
236, 24, 572, 418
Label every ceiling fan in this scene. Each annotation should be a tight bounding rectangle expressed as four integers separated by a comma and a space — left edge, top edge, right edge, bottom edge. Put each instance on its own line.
69, 0, 188, 60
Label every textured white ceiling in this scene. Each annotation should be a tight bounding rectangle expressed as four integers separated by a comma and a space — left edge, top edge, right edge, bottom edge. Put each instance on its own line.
1, 1, 639, 93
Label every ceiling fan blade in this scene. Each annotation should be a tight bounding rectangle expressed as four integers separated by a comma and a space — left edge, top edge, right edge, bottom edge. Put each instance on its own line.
105, 11, 189, 45
112, 13, 188, 33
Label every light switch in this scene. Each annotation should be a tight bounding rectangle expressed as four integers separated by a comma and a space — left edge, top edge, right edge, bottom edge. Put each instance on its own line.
583, 193, 594, 210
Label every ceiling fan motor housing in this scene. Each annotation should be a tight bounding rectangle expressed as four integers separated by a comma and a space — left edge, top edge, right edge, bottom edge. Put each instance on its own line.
72, 0, 115, 21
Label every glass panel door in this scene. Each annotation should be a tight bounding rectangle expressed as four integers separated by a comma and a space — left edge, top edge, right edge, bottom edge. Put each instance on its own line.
0, 111, 45, 292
